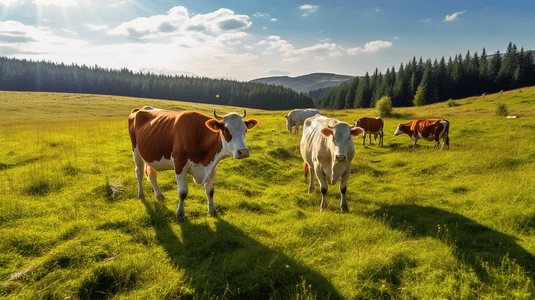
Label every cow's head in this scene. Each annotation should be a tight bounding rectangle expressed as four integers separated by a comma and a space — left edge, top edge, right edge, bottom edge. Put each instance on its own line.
284, 115, 292, 132
206, 110, 259, 159
353, 118, 362, 127
394, 123, 405, 136
320, 122, 363, 163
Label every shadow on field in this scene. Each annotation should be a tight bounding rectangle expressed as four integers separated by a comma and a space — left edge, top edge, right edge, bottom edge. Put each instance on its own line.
374, 204, 535, 282
141, 198, 342, 299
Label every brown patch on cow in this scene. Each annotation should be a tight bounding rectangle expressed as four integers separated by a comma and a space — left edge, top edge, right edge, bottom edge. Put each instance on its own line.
129, 109, 224, 175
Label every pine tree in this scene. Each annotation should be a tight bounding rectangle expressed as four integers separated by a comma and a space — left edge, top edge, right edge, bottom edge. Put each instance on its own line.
354, 72, 370, 108
344, 77, 358, 109
413, 85, 425, 106
479, 48, 489, 92
488, 50, 502, 92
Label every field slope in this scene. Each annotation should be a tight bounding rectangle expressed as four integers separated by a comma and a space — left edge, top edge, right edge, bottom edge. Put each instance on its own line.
1, 88, 535, 299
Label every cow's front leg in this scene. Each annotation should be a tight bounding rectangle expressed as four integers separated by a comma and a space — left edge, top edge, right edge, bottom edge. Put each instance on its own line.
362, 135, 366, 145
204, 166, 218, 217
295, 125, 300, 134
175, 171, 188, 222
339, 166, 351, 212
411, 136, 418, 149
368, 133, 372, 145
314, 165, 328, 213
379, 132, 384, 146
306, 163, 315, 193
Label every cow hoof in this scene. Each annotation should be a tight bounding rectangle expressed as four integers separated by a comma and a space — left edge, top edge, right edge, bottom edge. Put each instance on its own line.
209, 211, 218, 217
176, 213, 185, 222
156, 194, 165, 200
341, 205, 349, 212
137, 194, 145, 199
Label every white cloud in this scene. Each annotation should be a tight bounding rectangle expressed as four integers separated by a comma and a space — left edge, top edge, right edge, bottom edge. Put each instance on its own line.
0, 20, 87, 55
62, 28, 77, 35
348, 40, 393, 55
33, 0, 78, 6
108, 0, 126, 7
258, 36, 392, 63
0, 0, 19, 5
108, 6, 251, 41
86, 24, 109, 31
444, 10, 466, 22
300, 4, 319, 16
292, 43, 343, 59
271, 18, 278, 22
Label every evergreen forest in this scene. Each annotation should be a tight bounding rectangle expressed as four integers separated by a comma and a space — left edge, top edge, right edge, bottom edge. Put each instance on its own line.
317, 42, 535, 109
0, 57, 314, 110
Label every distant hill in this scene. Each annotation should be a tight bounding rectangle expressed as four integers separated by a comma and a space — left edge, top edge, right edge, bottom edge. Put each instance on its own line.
250, 73, 355, 93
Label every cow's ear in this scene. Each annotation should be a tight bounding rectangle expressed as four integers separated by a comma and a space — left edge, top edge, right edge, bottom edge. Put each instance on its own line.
350, 126, 364, 137
206, 119, 225, 132
320, 127, 333, 137
284, 115, 288, 119
244, 118, 259, 130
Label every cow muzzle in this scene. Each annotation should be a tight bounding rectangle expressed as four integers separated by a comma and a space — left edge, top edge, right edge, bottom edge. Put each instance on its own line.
235, 148, 251, 159
334, 154, 347, 163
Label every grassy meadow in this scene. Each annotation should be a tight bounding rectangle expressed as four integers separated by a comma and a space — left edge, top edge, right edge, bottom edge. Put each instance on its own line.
1, 88, 535, 299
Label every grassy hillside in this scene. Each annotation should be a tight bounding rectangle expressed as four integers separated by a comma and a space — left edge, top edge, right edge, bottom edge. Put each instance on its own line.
1, 88, 535, 299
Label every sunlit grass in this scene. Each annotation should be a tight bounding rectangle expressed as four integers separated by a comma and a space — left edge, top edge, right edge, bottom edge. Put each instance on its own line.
1, 87, 535, 299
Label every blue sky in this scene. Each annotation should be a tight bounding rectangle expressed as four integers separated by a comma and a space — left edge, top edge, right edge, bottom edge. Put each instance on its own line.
0, 0, 533, 81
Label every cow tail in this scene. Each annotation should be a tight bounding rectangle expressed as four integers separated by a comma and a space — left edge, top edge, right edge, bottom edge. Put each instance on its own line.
304, 162, 309, 182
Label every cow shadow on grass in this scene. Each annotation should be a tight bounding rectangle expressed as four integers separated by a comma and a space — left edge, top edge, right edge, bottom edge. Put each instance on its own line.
373, 204, 535, 283
141, 198, 342, 299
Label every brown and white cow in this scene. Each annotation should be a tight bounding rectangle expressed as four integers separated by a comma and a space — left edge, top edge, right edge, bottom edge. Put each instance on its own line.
285, 109, 320, 134
353, 117, 384, 146
394, 119, 449, 150
128, 106, 259, 221
300, 115, 364, 212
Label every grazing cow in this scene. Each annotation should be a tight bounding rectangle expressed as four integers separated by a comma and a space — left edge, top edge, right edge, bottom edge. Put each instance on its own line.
128, 106, 259, 221
394, 119, 450, 150
353, 117, 384, 146
285, 109, 320, 134
300, 115, 364, 212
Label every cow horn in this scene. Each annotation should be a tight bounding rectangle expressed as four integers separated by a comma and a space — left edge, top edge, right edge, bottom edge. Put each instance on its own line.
214, 110, 224, 120
240, 110, 246, 119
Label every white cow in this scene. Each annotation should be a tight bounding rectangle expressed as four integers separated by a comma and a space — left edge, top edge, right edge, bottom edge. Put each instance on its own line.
285, 109, 320, 134
300, 115, 364, 212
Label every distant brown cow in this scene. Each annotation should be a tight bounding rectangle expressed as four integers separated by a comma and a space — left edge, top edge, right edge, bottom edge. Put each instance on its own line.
394, 119, 449, 150
353, 117, 384, 146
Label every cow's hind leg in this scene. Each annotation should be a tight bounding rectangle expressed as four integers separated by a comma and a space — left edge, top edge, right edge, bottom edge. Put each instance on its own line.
132, 148, 145, 199
144, 164, 165, 200
204, 166, 218, 217
175, 171, 189, 222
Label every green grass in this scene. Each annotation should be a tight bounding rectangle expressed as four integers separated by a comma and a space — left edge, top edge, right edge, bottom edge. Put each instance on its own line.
1, 88, 535, 299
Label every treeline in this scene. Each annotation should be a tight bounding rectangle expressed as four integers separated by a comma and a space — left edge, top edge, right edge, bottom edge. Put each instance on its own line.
317, 42, 535, 109
0, 57, 314, 110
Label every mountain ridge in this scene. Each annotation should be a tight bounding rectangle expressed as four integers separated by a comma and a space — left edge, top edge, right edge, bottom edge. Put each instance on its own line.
250, 72, 355, 93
